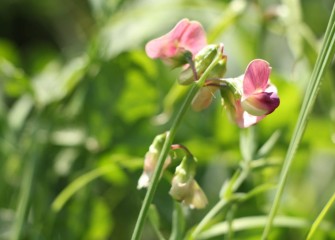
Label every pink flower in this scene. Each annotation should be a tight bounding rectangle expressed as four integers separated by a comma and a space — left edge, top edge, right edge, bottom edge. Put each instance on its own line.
145, 19, 207, 65
241, 60, 279, 115
237, 59, 280, 127
222, 59, 280, 128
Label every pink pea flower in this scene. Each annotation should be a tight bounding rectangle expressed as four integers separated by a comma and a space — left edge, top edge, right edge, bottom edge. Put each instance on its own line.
222, 59, 280, 128
145, 18, 207, 66
236, 59, 280, 127
241, 59, 280, 116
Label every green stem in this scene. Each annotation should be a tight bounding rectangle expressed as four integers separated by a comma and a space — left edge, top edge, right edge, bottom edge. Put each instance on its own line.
189, 165, 249, 239
190, 198, 229, 240
11, 137, 40, 240
261, 3, 335, 239
170, 201, 185, 240
224, 204, 237, 240
131, 53, 221, 240
306, 191, 335, 240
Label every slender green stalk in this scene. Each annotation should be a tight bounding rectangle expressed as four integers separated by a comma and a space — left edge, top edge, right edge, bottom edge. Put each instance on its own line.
306, 191, 335, 240
131, 53, 221, 240
189, 198, 229, 240
189, 125, 256, 239
224, 204, 237, 240
11, 138, 40, 240
261, 3, 335, 239
170, 202, 185, 240
189, 165, 249, 239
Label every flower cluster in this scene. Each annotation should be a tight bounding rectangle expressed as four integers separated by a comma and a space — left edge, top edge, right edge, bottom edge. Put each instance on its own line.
145, 18, 279, 127
139, 18, 280, 209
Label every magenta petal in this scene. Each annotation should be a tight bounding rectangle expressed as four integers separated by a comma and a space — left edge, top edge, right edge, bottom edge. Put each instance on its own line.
243, 59, 271, 96
242, 91, 280, 116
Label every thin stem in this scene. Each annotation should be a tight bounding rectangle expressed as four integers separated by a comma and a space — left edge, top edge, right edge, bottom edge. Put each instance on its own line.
261, 3, 335, 239
131, 53, 221, 240
224, 204, 237, 240
11, 133, 40, 240
306, 191, 335, 240
169, 201, 185, 240
190, 198, 229, 239
189, 164, 249, 239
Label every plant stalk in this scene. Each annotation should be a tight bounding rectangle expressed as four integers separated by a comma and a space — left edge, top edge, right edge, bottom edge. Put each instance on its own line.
131, 53, 221, 240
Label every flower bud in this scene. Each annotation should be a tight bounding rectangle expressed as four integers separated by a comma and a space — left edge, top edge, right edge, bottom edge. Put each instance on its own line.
169, 155, 208, 209
137, 132, 171, 189
178, 44, 227, 85
191, 85, 219, 111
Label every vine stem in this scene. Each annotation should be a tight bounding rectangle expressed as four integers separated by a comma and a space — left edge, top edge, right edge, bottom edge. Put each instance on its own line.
131, 52, 222, 240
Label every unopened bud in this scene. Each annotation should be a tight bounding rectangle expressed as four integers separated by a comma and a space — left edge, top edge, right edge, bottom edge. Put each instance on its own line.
137, 132, 171, 189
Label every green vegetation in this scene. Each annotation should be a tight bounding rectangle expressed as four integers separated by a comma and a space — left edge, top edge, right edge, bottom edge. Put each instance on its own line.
1, 0, 335, 239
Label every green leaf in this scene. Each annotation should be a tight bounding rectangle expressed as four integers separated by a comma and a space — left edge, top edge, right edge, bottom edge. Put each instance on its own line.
32, 56, 88, 106
198, 216, 318, 240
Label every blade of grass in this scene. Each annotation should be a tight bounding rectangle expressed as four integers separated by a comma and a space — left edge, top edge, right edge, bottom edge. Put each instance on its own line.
51, 166, 114, 212
11, 130, 41, 240
306, 191, 335, 240
261, 3, 335, 239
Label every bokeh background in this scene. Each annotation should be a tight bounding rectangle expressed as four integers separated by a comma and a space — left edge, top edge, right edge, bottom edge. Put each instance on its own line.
1, 0, 335, 239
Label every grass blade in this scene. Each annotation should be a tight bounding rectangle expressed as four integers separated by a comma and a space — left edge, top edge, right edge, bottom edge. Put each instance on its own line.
262, 3, 335, 239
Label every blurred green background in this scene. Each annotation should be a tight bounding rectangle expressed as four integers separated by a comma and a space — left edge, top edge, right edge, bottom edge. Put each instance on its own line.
1, 0, 335, 239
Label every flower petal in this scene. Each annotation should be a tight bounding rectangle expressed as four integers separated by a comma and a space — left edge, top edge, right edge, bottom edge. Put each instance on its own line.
243, 59, 271, 96
232, 100, 265, 128
179, 21, 207, 56
145, 19, 206, 59
242, 91, 280, 116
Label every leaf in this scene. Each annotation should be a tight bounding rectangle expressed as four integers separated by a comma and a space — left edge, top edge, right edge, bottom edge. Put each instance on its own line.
198, 216, 317, 240
32, 56, 88, 106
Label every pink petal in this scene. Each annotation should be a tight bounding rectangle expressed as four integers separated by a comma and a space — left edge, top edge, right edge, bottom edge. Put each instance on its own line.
240, 112, 265, 128
243, 59, 271, 96
179, 21, 207, 56
145, 19, 206, 59
233, 100, 265, 128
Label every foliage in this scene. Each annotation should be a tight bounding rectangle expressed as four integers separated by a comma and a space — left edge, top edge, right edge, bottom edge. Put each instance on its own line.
0, 0, 335, 239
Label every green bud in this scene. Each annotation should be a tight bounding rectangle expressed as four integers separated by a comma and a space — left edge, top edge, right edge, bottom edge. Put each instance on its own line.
191, 85, 219, 111
137, 132, 171, 189
178, 44, 227, 85
169, 154, 208, 209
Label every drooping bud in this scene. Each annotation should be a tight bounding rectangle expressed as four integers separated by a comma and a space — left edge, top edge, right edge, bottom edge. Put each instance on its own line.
169, 154, 208, 209
137, 132, 171, 189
